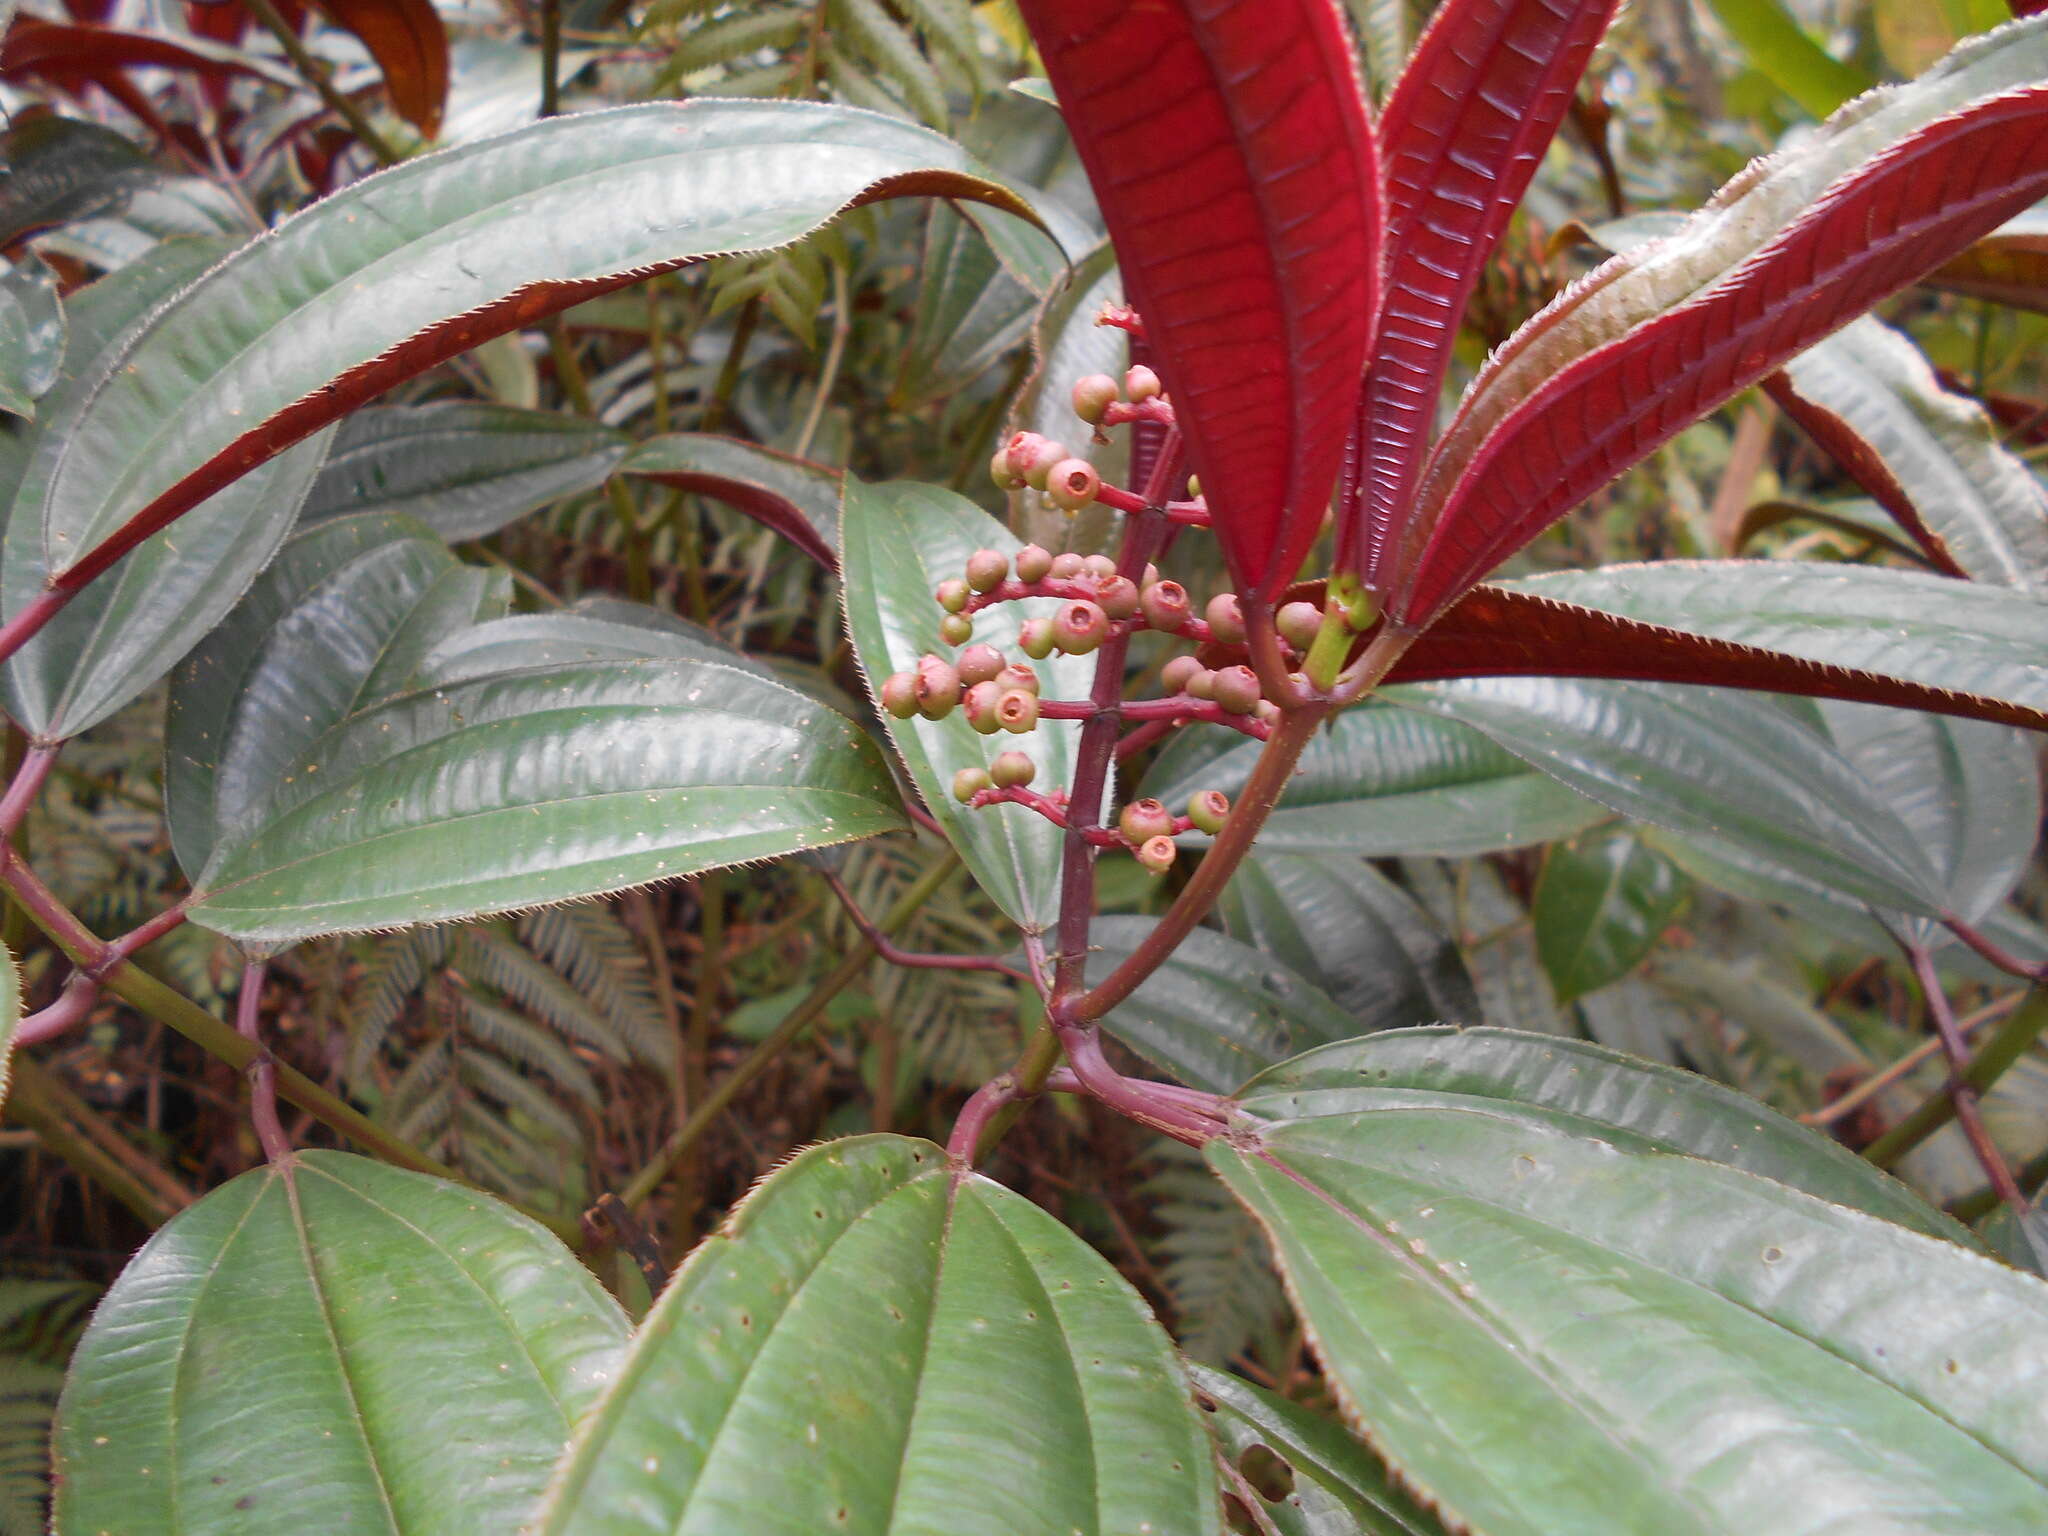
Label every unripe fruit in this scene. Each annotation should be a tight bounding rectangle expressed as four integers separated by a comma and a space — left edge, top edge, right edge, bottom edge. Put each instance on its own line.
1014, 544, 1054, 584
1204, 592, 1246, 645
953, 766, 992, 802
1161, 654, 1205, 695
1010, 433, 1070, 490
1186, 789, 1231, 835
935, 579, 970, 614
996, 689, 1040, 733
1097, 576, 1140, 621
989, 447, 1027, 490
1142, 563, 1160, 587
1125, 364, 1162, 402
1184, 667, 1217, 700
1140, 579, 1192, 632
1211, 664, 1262, 715
880, 670, 919, 719
1052, 599, 1110, 655
1136, 835, 1178, 875
957, 644, 1005, 686
915, 656, 961, 717
1276, 600, 1324, 651
1018, 617, 1056, 660
1255, 699, 1282, 726
1118, 797, 1176, 844
990, 750, 1036, 788
994, 663, 1040, 696
1081, 554, 1120, 582
1071, 372, 1119, 424
1185, 473, 1202, 498
962, 681, 1003, 734
1049, 552, 1086, 580
965, 548, 1010, 593
939, 612, 974, 646
1046, 458, 1101, 513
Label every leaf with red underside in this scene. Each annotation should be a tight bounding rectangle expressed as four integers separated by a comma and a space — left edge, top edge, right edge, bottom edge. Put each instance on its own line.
307, 0, 449, 139
17, 102, 1052, 622
619, 434, 841, 571
1284, 560, 2048, 732
1924, 207, 2048, 312
1394, 82, 2048, 624
1344, 0, 1619, 587
1015, 0, 1380, 600
0, 13, 298, 91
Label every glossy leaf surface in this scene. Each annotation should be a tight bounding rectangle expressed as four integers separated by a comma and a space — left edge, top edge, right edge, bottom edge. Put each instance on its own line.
1, 238, 333, 742
32, 101, 1049, 590
840, 477, 1092, 934
621, 433, 841, 570
1350, 0, 1618, 582
186, 656, 903, 945
53, 1151, 628, 1536
0, 114, 157, 245
1016, 0, 1380, 596
1773, 317, 2048, 588
0, 260, 63, 419
1219, 852, 1479, 1028
1702, 0, 1873, 116
164, 513, 502, 881
414, 605, 757, 686
302, 402, 628, 542
893, 201, 1038, 410
1388, 562, 2048, 732
1215, 1030, 2046, 1535
1188, 1364, 1450, 1536
1534, 827, 1690, 1002
1141, 700, 1604, 857
539, 1135, 1217, 1534
1398, 21, 2048, 620
1087, 918, 1356, 1093
1407, 678, 1954, 916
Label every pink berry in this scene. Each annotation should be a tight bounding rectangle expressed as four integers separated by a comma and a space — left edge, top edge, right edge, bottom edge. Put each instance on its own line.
1136, 835, 1178, 875
1161, 655, 1204, 695
965, 549, 1010, 593
996, 689, 1040, 733
1052, 600, 1110, 655
1205, 592, 1246, 645
1118, 798, 1176, 844
957, 644, 1005, 686
1049, 552, 1086, 580
1046, 458, 1101, 513
962, 680, 1003, 734
1276, 600, 1324, 651
1210, 665, 1261, 715
1014, 544, 1054, 584
880, 670, 919, 719
1071, 373, 1119, 424
1096, 576, 1140, 621
915, 657, 962, 718
1018, 618, 1056, 660
1140, 580, 1192, 632
1081, 554, 1119, 582
994, 663, 1040, 697
990, 750, 1036, 788
1125, 364, 1162, 402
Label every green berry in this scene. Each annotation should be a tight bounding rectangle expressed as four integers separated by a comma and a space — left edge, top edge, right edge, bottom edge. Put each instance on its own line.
1018, 618, 1056, 660
1071, 373, 1119, 424
1184, 667, 1217, 700
1118, 798, 1176, 844
990, 750, 1036, 788
1014, 544, 1054, 584
953, 766, 992, 802
989, 447, 1026, 491
935, 579, 970, 614
965, 548, 1010, 593
1186, 789, 1230, 835
880, 670, 919, 719
939, 612, 974, 646
1276, 600, 1324, 651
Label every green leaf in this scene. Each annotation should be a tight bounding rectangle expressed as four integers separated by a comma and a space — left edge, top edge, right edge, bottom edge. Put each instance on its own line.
0, 936, 16, 1120
0, 261, 64, 420
1213, 1029, 2046, 1536
1, 239, 331, 742
185, 656, 905, 945
1775, 317, 2048, 589
1219, 852, 1479, 1028
52, 1151, 629, 1536
29, 101, 1060, 587
1086, 917, 1357, 1094
301, 401, 629, 542
1008, 240, 1127, 549
1141, 699, 1606, 858
0, 115, 157, 247
1534, 827, 1691, 1003
1703, 0, 1874, 117
164, 512, 497, 881
620, 433, 842, 570
1187, 1364, 1452, 1536
414, 604, 761, 685
538, 1134, 1218, 1534
892, 202, 1037, 409
1406, 679, 1953, 916
839, 477, 1094, 934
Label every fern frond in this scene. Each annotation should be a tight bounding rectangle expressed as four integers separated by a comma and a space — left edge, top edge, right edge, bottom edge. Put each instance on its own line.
517, 904, 669, 1065
459, 926, 635, 1067
1144, 1145, 1286, 1369
458, 1046, 590, 1149
0, 1359, 64, 1536
346, 929, 445, 1082
456, 995, 602, 1110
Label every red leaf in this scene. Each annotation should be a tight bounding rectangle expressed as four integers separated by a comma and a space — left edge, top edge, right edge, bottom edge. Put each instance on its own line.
620, 436, 842, 573
1923, 219, 2048, 313
1389, 84, 2048, 627
1016, 0, 1380, 601
1343, 0, 1618, 587
304, 0, 449, 140
1, 13, 288, 87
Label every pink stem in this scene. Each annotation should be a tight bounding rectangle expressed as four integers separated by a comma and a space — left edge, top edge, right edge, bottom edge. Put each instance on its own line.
236, 959, 293, 1164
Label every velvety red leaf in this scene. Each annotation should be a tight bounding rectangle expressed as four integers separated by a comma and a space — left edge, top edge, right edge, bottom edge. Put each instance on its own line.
1758, 373, 1967, 576
1016, 0, 1380, 601
1389, 84, 2048, 627
620, 435, 841, 572
1264, 576, 2048, 732
306, 0, 449, 139
1343, 0, 1619, 587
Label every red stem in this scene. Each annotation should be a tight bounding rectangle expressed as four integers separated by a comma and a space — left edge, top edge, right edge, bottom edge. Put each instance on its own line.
236, 959, 294, 1164
820, 868, 1033, 985
1945, 915, 2048, 983
1906, 939, 2026, 1217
